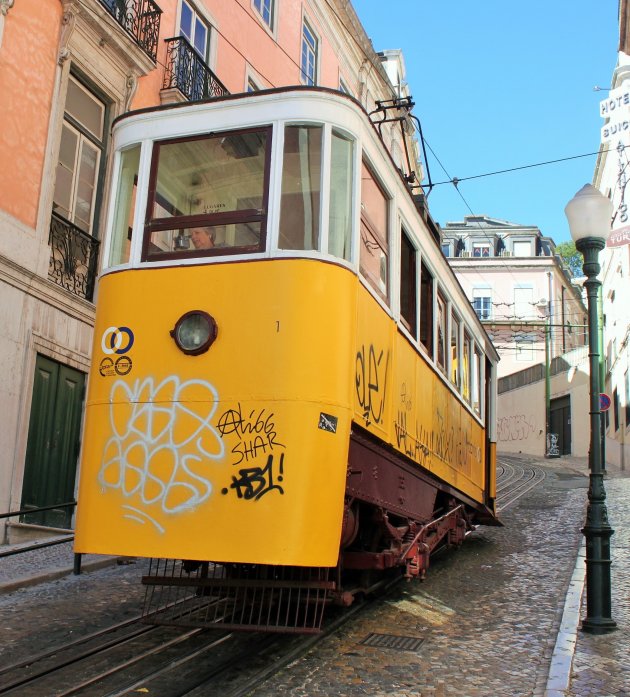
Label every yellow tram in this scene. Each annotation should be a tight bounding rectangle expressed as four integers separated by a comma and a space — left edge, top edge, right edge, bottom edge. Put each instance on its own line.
74, 87, 499, 633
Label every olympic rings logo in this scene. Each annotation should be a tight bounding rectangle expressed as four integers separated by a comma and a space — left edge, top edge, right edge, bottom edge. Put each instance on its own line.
101, 326, 135, 355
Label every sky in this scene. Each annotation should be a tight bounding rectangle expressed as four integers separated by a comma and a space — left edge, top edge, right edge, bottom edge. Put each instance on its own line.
351, 1, 620, 245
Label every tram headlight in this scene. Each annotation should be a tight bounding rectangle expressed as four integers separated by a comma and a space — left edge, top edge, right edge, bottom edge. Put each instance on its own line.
170, 311, 217, 355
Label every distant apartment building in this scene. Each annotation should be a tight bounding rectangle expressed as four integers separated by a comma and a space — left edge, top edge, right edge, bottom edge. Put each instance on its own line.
441, 215, 587, 378
0, 0, 423, 541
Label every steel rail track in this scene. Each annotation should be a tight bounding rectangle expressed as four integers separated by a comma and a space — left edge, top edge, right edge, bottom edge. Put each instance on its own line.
0, 576, 399, 697
0, 462, 544, 697
496, 458, 546, 511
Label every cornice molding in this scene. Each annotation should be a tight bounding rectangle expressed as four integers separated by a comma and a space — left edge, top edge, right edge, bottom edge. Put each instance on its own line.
60, 0, 156, 78
0, 253, 96, 326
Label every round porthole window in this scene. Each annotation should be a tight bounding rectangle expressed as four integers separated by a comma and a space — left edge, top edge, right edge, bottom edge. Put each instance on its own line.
170, 311, 217, 355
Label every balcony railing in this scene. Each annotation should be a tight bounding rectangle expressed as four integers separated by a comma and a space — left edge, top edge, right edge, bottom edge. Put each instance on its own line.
162, 36, 229, 102
99, 0, 162, 62
48, 212, 100, 302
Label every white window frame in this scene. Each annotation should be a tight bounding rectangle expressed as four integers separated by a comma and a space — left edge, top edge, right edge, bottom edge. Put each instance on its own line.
301, 17, 319, 86
515, 339, 535, 362
472, 287, 492, 320
512, 239, 533, 257
177, 0, 216, 65
53, 75, 106, 236
472, 243, 491, 257
252, 0, 275, 32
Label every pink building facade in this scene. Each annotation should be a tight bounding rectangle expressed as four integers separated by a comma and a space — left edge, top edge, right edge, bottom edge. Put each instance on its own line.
0, 0, 422, 541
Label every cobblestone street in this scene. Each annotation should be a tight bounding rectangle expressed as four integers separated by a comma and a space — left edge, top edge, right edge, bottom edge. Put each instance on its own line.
1, 454, 628, 696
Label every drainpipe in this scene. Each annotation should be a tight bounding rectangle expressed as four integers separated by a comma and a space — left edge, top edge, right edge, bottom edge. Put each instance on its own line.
598, 286, 607, 472
561, 286, 566, 353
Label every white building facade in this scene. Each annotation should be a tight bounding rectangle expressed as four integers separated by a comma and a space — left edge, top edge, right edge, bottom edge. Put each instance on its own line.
593, 11, 630, 470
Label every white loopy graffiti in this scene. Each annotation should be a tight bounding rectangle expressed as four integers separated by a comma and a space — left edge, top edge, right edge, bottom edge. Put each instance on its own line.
98, 376, 225, 533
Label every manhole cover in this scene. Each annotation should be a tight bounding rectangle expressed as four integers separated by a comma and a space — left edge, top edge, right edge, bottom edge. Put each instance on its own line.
359, 633, 425, 651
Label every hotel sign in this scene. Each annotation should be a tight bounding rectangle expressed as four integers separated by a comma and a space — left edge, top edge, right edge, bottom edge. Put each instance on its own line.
600, 83, 630, 247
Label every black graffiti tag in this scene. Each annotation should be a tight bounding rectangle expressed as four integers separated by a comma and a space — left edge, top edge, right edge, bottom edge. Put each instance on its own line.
355, 344, 389, 425
217, 403, 285, 466
222, 453, 285, 501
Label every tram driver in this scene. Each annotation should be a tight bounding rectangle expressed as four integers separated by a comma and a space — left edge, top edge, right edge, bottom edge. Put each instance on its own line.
190, 227, 215, 250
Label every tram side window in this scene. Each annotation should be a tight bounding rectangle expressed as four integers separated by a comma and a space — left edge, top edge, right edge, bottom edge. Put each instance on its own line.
328, 129, 354, 261
419, 261, 433, 353
436, 290, 447, 372
472, 345, 482, 414
450, 311, 460, 388
360, 160, 389, 300
109, 144, 140, 267
462, 330, 472, 403
400, 228, 416, 336
279, 125, 322, 251
143, 128, 269, 259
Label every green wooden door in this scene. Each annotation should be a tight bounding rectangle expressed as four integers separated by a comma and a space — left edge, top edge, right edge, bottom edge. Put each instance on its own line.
21, 355, 85, 528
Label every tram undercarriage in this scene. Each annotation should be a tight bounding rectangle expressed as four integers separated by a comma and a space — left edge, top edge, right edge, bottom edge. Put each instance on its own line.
141, 429, 497, 634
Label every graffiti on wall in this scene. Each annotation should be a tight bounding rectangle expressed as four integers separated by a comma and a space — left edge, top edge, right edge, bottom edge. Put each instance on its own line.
393, 381, 480, 476
355, 344, 389, 425
99, 376, 225, 533
216, 403, 286, 501
497, 414, 537, 442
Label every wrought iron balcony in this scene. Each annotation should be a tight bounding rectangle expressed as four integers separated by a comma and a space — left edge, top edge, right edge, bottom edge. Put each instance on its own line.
99, 0, 162, 62
162, 36, 229, 102
48, 212, 100, 302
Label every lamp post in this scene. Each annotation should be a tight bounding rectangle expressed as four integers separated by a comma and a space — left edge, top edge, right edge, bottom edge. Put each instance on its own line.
564, 183, 616, 634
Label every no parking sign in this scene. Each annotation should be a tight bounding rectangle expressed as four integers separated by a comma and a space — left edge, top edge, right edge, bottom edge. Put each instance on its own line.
600, 393, 612, 412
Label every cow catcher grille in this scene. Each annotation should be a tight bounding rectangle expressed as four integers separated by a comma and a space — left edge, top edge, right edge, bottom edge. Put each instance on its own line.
142, 559, 334, 634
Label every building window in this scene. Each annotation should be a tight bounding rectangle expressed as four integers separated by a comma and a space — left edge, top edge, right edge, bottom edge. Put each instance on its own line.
613, 388, 620, 432
626, 370, 630, 429
339, 78, 351, 95
514, 286, 534, 318
515, 339, 534, 361
247, 77, 261, 92
472, 288, 492, 320
400, 228, 417, 336
253, 0, 274, 29
53, 75, 106, 234
360, 160, 389, 300
513, 240, 532, 256
301, 20, 318, 86
472, 244, 491, 257
180, 0, 210, 60
420, 261, 433, 354
441, 242, 451, 257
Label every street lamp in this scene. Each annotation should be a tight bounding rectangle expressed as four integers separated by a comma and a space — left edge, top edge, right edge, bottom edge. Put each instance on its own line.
564, 183, 616, 634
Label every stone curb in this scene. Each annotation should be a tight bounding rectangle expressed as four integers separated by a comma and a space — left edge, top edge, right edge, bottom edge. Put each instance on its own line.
0, 556, 123, 596
544, 540, 587, 696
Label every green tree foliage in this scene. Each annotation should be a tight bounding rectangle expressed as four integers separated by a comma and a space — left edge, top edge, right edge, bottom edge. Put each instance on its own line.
555, 241, 583, 277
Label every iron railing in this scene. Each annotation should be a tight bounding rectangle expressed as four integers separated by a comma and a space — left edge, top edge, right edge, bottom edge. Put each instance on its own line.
99, 0, 162, 62
48, 212, 100, 302
0, 501, 83, 573
162, 36, 229, 102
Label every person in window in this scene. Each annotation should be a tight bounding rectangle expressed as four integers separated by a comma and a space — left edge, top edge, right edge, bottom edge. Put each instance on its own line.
190, 227, 216, 250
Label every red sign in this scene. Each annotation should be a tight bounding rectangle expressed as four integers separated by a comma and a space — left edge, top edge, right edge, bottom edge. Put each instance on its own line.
600, 393, 612, 411
608, 226, 630, 248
